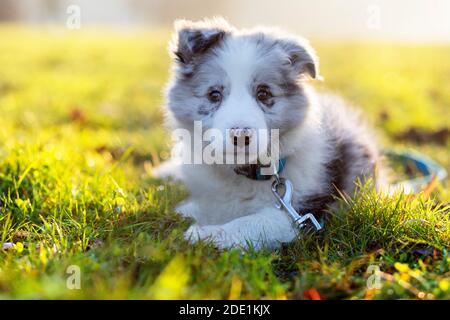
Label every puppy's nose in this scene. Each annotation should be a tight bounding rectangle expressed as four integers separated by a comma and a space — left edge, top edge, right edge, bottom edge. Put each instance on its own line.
229, 127, 253, 147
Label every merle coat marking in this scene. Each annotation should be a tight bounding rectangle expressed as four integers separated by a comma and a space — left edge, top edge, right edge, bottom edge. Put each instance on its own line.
154, 18, 385, 250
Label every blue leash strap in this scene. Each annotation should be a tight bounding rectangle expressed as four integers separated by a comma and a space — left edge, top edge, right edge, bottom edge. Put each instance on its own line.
384, 149, 448, 194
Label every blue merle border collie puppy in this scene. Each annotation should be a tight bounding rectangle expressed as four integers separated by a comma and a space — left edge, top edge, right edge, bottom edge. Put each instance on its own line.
155, 17, 385, 250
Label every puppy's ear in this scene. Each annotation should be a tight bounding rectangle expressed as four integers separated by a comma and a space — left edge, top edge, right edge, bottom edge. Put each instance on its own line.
170, 18, 231, 69
279, 37, 322, 80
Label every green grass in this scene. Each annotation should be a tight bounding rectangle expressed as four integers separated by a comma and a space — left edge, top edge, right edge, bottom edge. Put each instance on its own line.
0, 27, 449, 299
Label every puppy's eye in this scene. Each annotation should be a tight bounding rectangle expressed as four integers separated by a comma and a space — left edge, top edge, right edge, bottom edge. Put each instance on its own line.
208, 90, 222, 103
256, 86, 273, 104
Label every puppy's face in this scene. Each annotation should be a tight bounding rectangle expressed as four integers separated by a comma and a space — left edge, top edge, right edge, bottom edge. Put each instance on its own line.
166, 18, 320, 161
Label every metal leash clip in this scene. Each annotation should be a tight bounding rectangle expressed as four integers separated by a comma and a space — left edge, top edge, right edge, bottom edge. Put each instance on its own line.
271, 177, 322, 231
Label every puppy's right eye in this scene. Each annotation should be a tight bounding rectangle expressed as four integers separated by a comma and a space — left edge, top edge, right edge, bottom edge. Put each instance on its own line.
208, 90, 222, 103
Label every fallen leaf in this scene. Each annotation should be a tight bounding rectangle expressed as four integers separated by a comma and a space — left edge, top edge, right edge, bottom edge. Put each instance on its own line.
69, 107, 87, 124
304, 288, 323, 300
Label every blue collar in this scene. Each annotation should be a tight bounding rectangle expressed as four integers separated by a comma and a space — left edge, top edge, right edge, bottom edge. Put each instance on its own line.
234, 158, 287, 181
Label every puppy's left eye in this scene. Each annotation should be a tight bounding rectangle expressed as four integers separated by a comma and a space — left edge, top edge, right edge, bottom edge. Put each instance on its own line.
256, 86, 273, 104
208, 90, 223, 103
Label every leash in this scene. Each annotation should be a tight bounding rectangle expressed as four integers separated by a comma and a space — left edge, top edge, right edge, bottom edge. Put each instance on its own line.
383, 149, 448, 194
234, 158, 323, 232
271, 176, 323, 232
234, 150, 447, 234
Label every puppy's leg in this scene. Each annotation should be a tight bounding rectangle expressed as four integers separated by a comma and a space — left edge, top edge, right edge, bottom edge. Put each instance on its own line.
152, 158, 181, 180
184, 207, 297, 250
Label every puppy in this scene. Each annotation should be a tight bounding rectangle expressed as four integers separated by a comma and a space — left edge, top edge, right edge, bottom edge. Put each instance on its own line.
155, 18, 384, 250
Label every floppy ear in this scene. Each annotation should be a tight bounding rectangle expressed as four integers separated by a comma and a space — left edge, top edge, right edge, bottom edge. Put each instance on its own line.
170, 18, 231, 69
278, 37, 322, 80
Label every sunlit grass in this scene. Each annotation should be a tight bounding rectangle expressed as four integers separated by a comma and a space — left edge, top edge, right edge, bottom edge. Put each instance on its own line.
0, 27, 449, 299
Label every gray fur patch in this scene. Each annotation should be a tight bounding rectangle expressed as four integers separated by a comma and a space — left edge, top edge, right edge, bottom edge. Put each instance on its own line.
198, 103, 220, 116
170, 18, 231, 76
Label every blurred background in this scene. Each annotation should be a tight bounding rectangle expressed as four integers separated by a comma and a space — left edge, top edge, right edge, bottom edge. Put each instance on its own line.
1, 0, 450, 42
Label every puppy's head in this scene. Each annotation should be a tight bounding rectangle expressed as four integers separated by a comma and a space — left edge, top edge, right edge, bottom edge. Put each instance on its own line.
166, 17, 320, 161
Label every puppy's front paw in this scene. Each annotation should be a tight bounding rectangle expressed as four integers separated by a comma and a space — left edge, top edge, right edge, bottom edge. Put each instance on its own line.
184, 224, 228, 249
